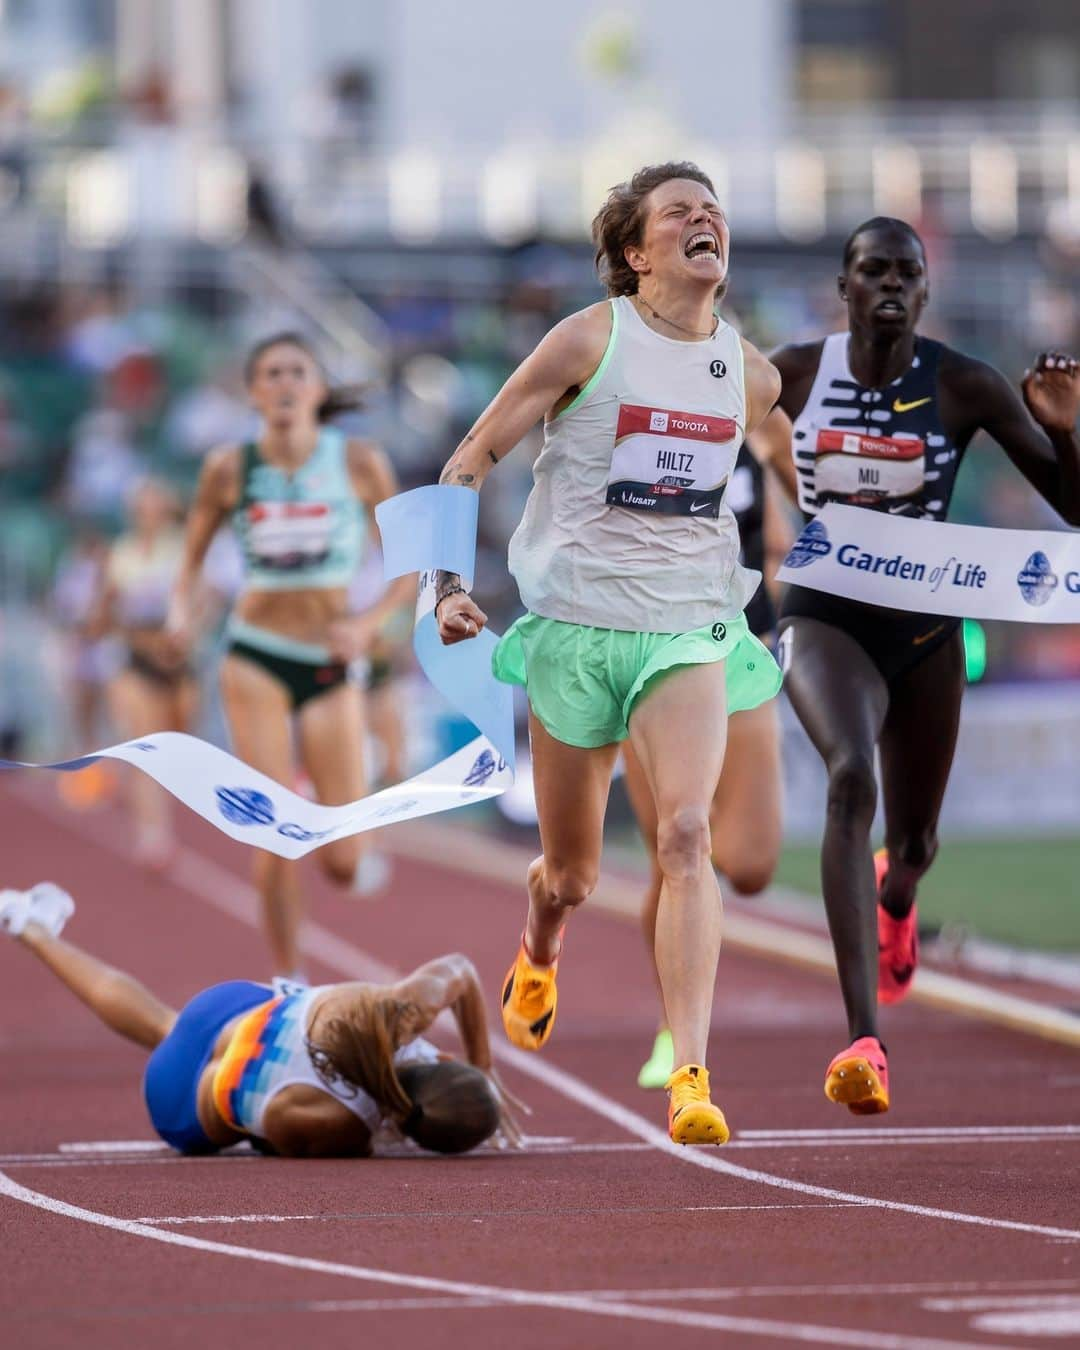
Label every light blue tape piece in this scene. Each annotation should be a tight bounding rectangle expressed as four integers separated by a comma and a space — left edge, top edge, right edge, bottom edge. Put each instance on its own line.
413, 607, 514, 768
376, 484, 478, 588
378, 485, 515, 769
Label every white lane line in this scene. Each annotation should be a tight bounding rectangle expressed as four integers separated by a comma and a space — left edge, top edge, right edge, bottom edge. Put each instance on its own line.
724, 1135, 1080, 1150
10, 1128, 1079, 1172
135, 1203, 855, 1226
10, 789, 1080, 1247
59, 1141, 171, 1153
740, 1125, 1080, 1140
582, 1279, 1080, 1304
0, 1172, 993, 1350
924, 1294, 1080, 1312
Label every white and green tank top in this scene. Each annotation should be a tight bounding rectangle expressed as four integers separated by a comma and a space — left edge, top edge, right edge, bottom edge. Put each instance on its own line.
507, 296, 756, 632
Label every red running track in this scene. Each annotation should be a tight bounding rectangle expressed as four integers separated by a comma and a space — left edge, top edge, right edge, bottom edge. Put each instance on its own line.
1, 774, 1079, 1350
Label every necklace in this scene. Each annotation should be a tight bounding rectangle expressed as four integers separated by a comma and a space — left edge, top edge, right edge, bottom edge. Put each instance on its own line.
635, 294, 718, 339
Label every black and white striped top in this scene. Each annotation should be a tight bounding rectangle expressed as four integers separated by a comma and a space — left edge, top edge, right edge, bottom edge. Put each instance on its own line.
791, 333, 964, 523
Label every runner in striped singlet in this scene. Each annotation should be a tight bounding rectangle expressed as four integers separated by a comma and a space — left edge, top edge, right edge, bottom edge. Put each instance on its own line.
771, 218, 1080, 1114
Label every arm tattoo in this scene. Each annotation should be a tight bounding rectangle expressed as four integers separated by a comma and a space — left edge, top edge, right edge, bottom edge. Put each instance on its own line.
487, 450, 499, 465
435, 569, 464, 602
438, 454, 477, 487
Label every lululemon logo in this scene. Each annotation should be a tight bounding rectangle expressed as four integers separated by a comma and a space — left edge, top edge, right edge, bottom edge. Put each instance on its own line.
711, 622, 727, 641
709, 359, 727, 378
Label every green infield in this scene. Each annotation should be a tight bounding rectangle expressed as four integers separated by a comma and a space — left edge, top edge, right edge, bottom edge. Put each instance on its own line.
774, 836, 1080, 952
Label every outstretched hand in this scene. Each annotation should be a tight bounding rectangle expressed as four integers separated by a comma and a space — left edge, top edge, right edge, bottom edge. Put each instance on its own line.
1022, 351, 1080, 434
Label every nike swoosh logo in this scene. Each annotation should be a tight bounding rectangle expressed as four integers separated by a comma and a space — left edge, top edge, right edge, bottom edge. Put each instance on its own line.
892, 396, 932, 413
689, 501, 711, 513
912, 623, 946, 646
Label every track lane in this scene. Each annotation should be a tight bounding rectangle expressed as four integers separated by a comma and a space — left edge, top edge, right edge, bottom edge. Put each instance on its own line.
2, 777, 1079, 1348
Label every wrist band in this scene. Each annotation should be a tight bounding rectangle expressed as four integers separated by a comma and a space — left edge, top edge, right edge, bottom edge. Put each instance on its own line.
434, 584, 467, 614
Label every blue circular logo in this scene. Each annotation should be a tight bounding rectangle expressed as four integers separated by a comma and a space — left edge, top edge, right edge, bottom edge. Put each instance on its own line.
215, 786, 276, 826
1016, 551, 1058, 607
784, 518, 832, 569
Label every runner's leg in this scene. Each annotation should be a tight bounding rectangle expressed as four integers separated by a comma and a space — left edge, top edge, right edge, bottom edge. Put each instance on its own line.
526, 711, 620, 964
17, 922, 176, 1049
709, 700, 783, 895
297, 679, 368, 886
219, 653, 302, 976
780, 617, 889, 1040
627, 661, 728, 1071
107, 668, 175, 861
621, 742, 665, 1024
878, 630, 965, 917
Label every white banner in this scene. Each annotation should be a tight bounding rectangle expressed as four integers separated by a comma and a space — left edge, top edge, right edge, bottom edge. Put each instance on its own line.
0, 487, 516, 859
777, 504, 1080, 622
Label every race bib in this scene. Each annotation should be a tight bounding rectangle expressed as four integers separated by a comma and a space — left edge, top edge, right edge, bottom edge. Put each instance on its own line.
606, 403, 737, 518
814, 430, 924, 509
247, 501, 333, 571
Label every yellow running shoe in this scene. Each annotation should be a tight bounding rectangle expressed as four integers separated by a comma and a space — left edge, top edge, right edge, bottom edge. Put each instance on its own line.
501, 939, 559, 1051
666, 1064, 730, 1145
638, 1028, 675, 1089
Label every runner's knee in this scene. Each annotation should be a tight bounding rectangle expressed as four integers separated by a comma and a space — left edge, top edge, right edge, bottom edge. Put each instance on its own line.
656, 806, 711, 881
825, 753, 878, 826
890, 829, 938, 876
318, 839, 362, 888
540, 862, 597, 910
723, 858, 775, 896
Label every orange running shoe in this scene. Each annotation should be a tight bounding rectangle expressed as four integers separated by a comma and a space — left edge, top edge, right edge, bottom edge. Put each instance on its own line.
666, 1064, 730, 1145
824, 1036, 889, 1114
876, 848, 919, 1005
501, 937, 559, 1051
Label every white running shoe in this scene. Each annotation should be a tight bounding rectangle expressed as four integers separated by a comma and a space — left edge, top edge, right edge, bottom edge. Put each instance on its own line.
0, 883, 75, 939
352, 850, 392, 898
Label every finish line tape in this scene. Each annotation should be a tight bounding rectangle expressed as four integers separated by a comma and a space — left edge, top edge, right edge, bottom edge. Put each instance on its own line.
778, 504, 1080, 622
0, 486, 514, 859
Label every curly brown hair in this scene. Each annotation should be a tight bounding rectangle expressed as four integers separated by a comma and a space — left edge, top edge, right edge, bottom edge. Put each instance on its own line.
307, 993, 498, 1154
592, 161, 718, 297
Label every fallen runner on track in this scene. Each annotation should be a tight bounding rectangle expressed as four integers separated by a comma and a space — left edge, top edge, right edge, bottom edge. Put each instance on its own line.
0, 882, 522, 1157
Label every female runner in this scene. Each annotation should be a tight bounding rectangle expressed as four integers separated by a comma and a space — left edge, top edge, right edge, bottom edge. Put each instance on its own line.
97, 478, 199, 867
624, 436, 792, 1088
0, 881, 516, 1156
170, 334, 413, 978
433, 163, 783, 1145
772, 216, 1080, 1113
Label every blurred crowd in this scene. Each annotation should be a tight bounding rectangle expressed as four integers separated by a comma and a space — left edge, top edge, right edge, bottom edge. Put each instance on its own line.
1, 239, 1079, 763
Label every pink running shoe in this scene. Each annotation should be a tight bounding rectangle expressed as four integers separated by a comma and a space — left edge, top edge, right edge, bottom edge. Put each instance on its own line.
824, 1035, 889, 1115
876, 848, 918, 1005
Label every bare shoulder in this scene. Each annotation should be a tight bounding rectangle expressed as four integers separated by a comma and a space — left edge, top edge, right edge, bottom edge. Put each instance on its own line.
937, 343, 1005, 397
345, 436, 383, 470
769, 339, 827, 381
538, 301, 613, 375
741, 337, 782, 399
768, 339, 828, 418
200, 443, 244, 507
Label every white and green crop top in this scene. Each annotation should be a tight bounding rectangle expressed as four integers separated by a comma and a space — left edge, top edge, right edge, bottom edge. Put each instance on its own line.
233, 428, 365, 590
